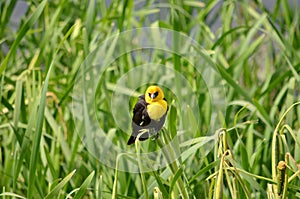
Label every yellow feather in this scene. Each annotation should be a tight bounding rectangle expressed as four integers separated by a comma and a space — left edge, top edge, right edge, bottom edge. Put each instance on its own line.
147, 100, 167, 121
144, 85, 168, 120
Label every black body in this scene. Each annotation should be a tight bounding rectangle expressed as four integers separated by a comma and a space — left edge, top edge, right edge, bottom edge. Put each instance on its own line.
127, 95, 167, 145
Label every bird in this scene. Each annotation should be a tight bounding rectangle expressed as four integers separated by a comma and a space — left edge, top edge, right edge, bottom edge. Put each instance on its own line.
127, 85, 168, 145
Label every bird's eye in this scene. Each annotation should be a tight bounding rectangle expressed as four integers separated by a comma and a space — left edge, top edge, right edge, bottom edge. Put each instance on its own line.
148, 93, 151, 97
154, 91, 159, 97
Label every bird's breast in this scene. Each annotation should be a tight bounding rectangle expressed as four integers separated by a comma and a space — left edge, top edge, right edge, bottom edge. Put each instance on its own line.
147, 101, 167, 121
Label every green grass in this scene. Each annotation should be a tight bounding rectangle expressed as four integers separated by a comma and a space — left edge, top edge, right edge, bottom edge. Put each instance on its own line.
1, 0, 300, 198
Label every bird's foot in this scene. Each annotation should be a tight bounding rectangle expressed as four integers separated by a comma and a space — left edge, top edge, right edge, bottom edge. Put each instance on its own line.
151, 133, 159, 141
149, 129, 159, 140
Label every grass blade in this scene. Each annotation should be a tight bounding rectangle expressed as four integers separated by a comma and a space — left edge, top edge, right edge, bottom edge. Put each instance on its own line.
73, 171, 95, 199
44, 170, 76, 199
0, 0, 47, 75
27, 62, 54, 198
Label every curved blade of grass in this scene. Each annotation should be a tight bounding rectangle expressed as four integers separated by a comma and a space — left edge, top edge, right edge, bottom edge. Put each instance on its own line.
157, 130, 189, 199
0, 0, 18, 36
0, 192, 27, 199
169, 166, 184, 198
271, 102, 300, 195
27, 15, 77, 198
44, 169, 76, 199
180, 135, 216, 162
112, 159, 119, 199
27, 62, 54, 199
13, 99, 38, 189
211, 26, 249, 50
95, 174, 103, 199
12, 79, 23, 143
135, 137, 149, 199
188, 160, 220, 184
151, 170, 169, 198
73, 170, 95, 199
228, 100, 271, 128
194, 46, 272, 127
0, 0, 47, 75
112, 153, 129, 199
215, 154, 224, 199
85, 0, 96, 38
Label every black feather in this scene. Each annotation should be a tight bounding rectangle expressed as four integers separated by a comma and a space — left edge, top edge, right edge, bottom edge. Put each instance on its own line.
127, 95, 167, 145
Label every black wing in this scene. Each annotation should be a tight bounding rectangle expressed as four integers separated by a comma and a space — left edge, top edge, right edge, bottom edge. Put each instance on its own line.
132, 95, 151, 127
127, 96, 168, 145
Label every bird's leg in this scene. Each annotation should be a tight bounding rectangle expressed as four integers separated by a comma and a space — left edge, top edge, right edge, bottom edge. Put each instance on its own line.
151, 133, 159, 140
149, 128, 159, 140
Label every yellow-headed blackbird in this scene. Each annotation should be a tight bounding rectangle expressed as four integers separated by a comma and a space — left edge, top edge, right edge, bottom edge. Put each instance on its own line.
127, 86, 168, 145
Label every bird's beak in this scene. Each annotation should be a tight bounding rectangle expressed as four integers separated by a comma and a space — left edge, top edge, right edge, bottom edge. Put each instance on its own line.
150, 93, 155, 99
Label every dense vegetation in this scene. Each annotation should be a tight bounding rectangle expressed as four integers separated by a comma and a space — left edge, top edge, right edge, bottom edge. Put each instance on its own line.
1, 0, 300, 198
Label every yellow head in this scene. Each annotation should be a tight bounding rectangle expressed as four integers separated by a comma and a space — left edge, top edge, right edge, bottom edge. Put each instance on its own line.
145, 86, 165, 103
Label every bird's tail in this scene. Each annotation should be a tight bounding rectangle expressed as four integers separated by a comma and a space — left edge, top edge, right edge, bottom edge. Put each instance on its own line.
127, 136, 136, 145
